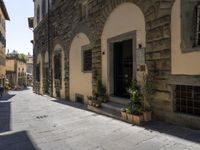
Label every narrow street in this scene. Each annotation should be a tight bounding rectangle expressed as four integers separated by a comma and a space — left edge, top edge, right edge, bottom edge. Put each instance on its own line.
0, 88, 199, 150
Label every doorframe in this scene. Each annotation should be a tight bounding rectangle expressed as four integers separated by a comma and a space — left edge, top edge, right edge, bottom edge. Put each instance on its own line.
107, 31, 136, 96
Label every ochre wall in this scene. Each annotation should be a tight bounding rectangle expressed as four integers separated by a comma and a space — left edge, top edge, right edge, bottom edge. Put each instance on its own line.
171, 0, 200, 75
101, 3, 145, 88
6, 59, 15, 71
69, 33, 92, 102
0, 7, 6, 76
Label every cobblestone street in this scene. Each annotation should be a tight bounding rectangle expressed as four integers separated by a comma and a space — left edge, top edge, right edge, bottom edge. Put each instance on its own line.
0, 88, 199, 150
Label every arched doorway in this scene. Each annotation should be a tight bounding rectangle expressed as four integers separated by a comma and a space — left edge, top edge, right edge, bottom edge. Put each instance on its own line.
52, 44, 65, 99
101, 2, 145, 98
36, 53, 43, 94
69, 33, 92, 103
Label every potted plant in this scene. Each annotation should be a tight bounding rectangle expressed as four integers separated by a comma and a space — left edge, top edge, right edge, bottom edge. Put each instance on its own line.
128, 80, 143, 125
132, 104, 144, 125
120, 107, 127, 120
87, 94, 101, 108
96, 79, 108, 103
126, 105, 133, 123
87, 96, 94, 106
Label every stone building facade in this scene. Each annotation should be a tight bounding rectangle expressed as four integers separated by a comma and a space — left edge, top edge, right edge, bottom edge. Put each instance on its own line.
0, 0, 9, 85
33, 0, 200, 129
6, 57, 27, 87
26, 53, 33, 86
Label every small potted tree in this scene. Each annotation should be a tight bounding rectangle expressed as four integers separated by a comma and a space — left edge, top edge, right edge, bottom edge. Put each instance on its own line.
87, 93, 101, 108
128, 80, 143, 125
126, 104, 133, 123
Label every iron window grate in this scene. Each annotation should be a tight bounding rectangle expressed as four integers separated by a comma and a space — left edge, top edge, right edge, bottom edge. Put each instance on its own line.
175, 85, 200, 116
83, 49, 92, 72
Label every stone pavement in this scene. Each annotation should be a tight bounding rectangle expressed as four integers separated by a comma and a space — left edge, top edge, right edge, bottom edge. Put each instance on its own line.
0, 88, 199, 150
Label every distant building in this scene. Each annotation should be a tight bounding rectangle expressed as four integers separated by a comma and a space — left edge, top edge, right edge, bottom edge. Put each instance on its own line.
6, 56, 27, 88
0, 0, 10, 85
26, 53, 33, 86
26, 53, 33, 75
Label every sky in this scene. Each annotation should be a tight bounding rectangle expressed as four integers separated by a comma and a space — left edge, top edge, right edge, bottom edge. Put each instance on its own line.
4, 0, 34, 55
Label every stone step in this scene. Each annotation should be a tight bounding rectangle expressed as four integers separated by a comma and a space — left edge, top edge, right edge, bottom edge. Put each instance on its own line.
87, 105, 126, 122
109, 97, 130, 105
101, 102, 123, 112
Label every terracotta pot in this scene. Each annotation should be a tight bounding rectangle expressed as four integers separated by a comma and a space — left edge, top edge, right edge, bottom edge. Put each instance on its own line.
127, 113, 133, 123
133, 115, 144, 125
121, 111, 127, 120
88, 100, 92, 106
143, 111, 152, 122
95, 103, 101, 108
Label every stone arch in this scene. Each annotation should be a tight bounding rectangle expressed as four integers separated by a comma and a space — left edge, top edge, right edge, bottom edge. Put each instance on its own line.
101, 2, 146, 96
71, 23, 95, 47
98, 0, 152, 35
69, 32, 92, 103
52, 44, 65, 99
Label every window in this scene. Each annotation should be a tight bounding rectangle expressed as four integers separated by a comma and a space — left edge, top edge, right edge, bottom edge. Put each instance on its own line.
195, 5, 200, 46
83, 49, 92, 72
54, 53, 61, 79
42, 0, 46, 18
181, 1, 200, 51
36, 64, 40, 82
80, 0, 88, 20
53, 24, 58, 37
175, 85, 200, 116
37, 5, 40, 24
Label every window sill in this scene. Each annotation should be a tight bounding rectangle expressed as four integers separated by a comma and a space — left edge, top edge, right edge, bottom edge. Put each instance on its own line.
82, 70, 92, 73
182, 46, 200, 53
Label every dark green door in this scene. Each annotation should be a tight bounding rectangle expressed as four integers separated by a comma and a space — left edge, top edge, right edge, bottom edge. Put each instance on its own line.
113, 39, 133, 98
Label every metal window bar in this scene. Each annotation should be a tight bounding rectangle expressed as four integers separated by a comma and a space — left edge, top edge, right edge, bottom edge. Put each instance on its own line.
83, 49, 92, 71
175, 85, 200, 116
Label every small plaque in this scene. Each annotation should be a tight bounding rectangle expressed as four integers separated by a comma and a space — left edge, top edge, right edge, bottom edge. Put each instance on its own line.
136, 48, 145, 66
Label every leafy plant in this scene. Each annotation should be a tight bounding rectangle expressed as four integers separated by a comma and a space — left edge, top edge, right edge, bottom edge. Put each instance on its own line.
120, 107, 126, 112
87, 94, 101, 108
87, 95, 96, 101
7, 50, 28, 63
127, 79, 143, 115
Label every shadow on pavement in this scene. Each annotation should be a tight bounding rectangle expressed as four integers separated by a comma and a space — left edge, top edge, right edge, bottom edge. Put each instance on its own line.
51, 99, 88, 110
0, 94, 15, 133
0, 131, 38, 150
52, 99, 200, 144
0, 94, 15, 101
143, 121, 200, 144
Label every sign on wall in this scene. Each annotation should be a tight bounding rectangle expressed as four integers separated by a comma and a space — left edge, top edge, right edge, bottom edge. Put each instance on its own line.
136, 48, 145, 65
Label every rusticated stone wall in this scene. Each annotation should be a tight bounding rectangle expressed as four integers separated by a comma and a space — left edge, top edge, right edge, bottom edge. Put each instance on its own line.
33, 0, 200, 129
